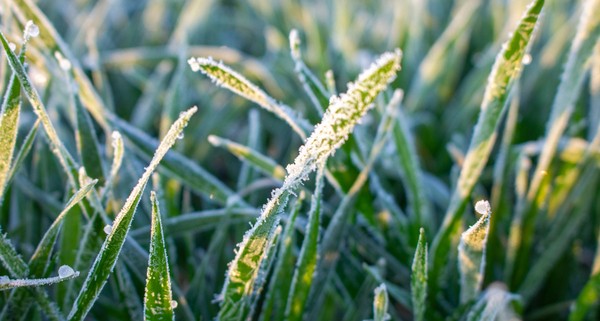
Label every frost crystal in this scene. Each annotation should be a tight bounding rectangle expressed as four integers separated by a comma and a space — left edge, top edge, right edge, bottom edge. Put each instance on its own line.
283, 49, 402, 188
58, 265, 75, 278
474, 200, 491, 215
170, 300, 178, 309
8, 43, 16, 52
103, 224, 113, 234
0, 276, 9, 284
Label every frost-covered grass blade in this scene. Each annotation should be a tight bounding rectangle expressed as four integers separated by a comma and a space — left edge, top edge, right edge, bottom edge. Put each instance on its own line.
411, 228, 427, 321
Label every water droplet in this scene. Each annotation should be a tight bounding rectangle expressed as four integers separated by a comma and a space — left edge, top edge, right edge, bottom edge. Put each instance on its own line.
103, 224, 113, 234
177, 133, 184, 140
28, 24, 40, 37
0, 276, 9, 284
474, 200, 490, 215
8, 43, 16, 51
171, 300, 178, 309
522, 53, 532, 65
58, 265, 75, 278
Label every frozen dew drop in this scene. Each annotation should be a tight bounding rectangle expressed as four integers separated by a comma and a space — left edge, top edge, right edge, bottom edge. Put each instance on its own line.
8, 43, 16, 52
103, 224, 113, 234
28, 24, 40, 37
522, 53, 532, 65
58, 265, 75, 278
0, 275, 9, 284
474, 200, 491, 215
177, 133, 184, 140
171, 300, 178, 309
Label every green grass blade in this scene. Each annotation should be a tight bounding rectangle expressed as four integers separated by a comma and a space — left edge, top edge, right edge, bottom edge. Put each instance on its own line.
284, 167, 324, 321
67, 107, 196, 321
458, 200, 492, 304
217, 50, 401, 321
188, 57, 312, 140
391, 89, 433, 237
5, 119, 39, 191
511, 0, 600, 288
373, 283, 390, 321
28, 179, 97, 278
429, 0, 544, 292
0, 228, 29, 278
411, 228, 427, 321
569, 272, 600, 321
208, 135, 286, 181
259, 192, 305, 321
0, 269, 80, 291
114, 117, 237, 205
144, 191, 174, 321
289, 29, 330, 115
72, 91, 105, 184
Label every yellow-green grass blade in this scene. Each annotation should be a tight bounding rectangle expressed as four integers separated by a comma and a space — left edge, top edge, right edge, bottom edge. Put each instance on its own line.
67, 107, 196, 321
144, 192, 174, 321
373, 283, 390, 321
510, 0, 600, 288
429, 0, 545, 294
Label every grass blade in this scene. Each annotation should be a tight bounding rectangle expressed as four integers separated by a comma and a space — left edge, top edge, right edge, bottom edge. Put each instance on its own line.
429, 0, 545, 293
144, 192, 174, 321
0, 269, 80, 291
391, 89, 433, 238
188, 56, 312, 140
411, 228, 427, 321
466, 285, 522, 321
0, 228, 29, 278
458, 200, 491, 304
67, 107, 196, 321
259, 192, 305, 321
510, 0, 600, 288
72, 90, 105, 184
218, 50, 401, 321
284, 167, 324, 321
373, 283, 390, 321
208, 135, 286, 181
5, 119, 39, 193
28, 179, 97, 278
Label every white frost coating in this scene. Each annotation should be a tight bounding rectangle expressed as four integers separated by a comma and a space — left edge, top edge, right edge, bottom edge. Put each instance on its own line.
475, 200, 491, 215
170, 300, 178, 309
289, 29, 301, 61
0, 275, 9, 284
58, 265, 75, 278
103, 225, 113, 235
284, 49, 402, 188
187, 56, 311, 140
0, 272, 80, 290
8, 43, 16, 51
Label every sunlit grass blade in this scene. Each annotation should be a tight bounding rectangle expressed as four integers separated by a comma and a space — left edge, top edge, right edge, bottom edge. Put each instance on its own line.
466, 285, 522, 321
208, 135, 286, 181
517, 166, 597, 303
144, 192, 174, 321
391, 89, 433, 238
259, 192, 304, 321
429, 0, 544, 293
5, 119, 39, 192
284, 167, 324, 321
458, 200, 491, 304
218, 50, 401, 321
114, 117, 237, 205
510, 0, 600, 288
372, 283, 390, 321
412, 228, 427, 321
28, 179, 97, 278
0, 54, 24, 204
188, 56, 312, 140
67, 107, 196, 321
0, 268, 80, 291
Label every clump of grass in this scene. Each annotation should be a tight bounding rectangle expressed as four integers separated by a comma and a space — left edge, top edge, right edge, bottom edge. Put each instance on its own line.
1, 0, 600, 320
